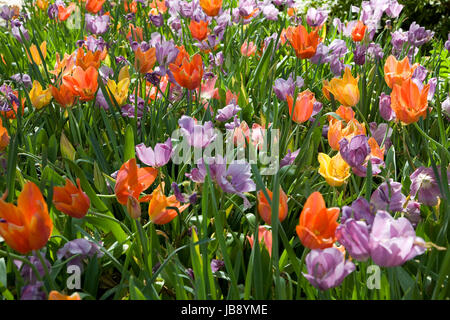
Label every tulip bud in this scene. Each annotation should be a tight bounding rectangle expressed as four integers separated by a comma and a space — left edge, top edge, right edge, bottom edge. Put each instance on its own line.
60, 132, 76, 161
127, 196, 141, 219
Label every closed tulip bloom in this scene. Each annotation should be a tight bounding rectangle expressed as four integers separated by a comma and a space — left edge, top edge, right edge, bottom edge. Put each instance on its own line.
318, 152, 351, 187
351, 21, 366, 42
114, 158, 158, 205
257, 187, 288, 225
50, 84, 75, 108
379, 92, 395, 121
369, 211, 426, 267
134, 47, 156, 74
86, 0, 105, 14
169, 53, 203, 90
390, 77, 430, 124
240, 41, 257, 57
63, 66, 99, 101
106, 78, 130, 106
37, 0, 49, 10
48, 291, 81, 300
30, 80, 52, 110
247, 226, 272, 257
296, 192, 340, 249
53, 178, 90, 219
148, 184, 189, 225
28, 41, 47, 66
339, 134, 370, 168
0, 120, 10, 150
303, 247, 355, 290
0, 182, 53, 254
336, 219, 370, 261
324, 67, 360, 107
286, 25, 320, 59
189, 19, 208, 41
286, 90, 316, 124
199, 0, 222, 17
384, 55, 419, 89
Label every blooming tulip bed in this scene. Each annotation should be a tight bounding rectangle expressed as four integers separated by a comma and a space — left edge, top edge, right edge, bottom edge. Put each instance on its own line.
0, 0, 449, 301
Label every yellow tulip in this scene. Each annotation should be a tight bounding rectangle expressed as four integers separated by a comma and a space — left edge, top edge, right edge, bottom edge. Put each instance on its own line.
28, 41, 47, 66
324, 67, 360, 107
118, 65, 130, 82
318, 152, 351, 187
106, 78, 130, 106
30, 80, 52, 109
36, 0, 49, 10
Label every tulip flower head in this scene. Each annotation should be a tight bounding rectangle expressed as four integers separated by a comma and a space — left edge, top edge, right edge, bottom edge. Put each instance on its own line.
53, 178, 90, 219
199, 0, 223, 17
296, 192, 340, 249
28, 41, 47, 66
148, 184, 190, 225
63, 66, 99, 101
286, 25, 320, 59
86, 0, 105, 14
318, 152, 351, 187
189, 19, 208, 41
247, 226, 273, 257
169, 53, 203, 90
134, 47, 156, 74
384, 55, 419, 89
257, 187, 288, 225
48, 291, 81, 300
30, 80, 52, 110
351, 21, 366, 42
0, 182, 53, 254
286, 90, 316, 124
390, 77, 430, 124
323, 67, 360, 107
0, 120, 10, 150
50, 84, 75, 108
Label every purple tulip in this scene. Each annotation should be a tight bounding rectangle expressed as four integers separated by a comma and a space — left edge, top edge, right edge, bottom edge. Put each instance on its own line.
369, 211, 426, 267
273, 74, 303, 101
336, 219, 370, 261
369, 122, 392, 152
10, 73, 32, 88
339, 135, 370, 168
442, 96, 450, 119
178, 116, 216, 149
57, 239, 104, 272
280, 148, 300, 168
367, 42, 384, 60
390, 30, 408, 56
11, 21, 29, 43
385, 0, 403, 18
14, 254, 51, 285
21, 282, 46, 300
427, 77, 437, 101
412, 65, 428, 83
445, 33, 450, 51
136, 138, 173, 168
408, 22, 434, 47
341, 197, 376, 228
150, 12, 164, 27
306, 8, 328, 27
261, 3, 279, 21
410, 166, 450, 207
47, 4, 58, 20
353, 44, 366, 65
379, 92, 395, 121
371, 179, 406, 212
310, 43, 329, 65
85, 14, 110, 35
215, 103, 241, 122
0, 5, 15, 21
303, 247, 355, 291
404, 200, 421, 228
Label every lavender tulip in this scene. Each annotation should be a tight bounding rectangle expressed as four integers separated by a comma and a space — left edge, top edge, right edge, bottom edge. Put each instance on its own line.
215, 103, 241, 122
408, 22, 434, 47
178, 116, 216, 148
86, 14, 110, 35
336, 219, 370, 261
21, 282, 46, 300
369, 211, 426, 267
341, 197, 376, 228
385, 0, 403, 18
303, 247, 355, 290
410, 166, 450, 206
57, 239, 104, 272
371, 179, 406, 212
379, 92, 395, 121
279, 148, 300, 168
136, 138, 173, 168
306, 8, 328, 27
339, 135, 370, 168
211, 259, 225, 272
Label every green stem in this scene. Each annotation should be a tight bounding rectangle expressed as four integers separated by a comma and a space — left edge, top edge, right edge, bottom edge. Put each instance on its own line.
413, 122, 450, 159
34, 249, 56, 292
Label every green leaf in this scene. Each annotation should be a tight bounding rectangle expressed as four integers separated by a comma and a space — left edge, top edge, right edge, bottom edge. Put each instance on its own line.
124, 124, 135, 162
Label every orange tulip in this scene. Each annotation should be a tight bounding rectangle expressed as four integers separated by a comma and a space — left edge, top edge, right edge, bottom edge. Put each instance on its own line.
76, 48, 102, 70
134, 47, 156, 74
173, 45, 190, 66
50, 52, 77, 78
124, 0, 137, 13
48, 291, 81, 300
114, 158, 158, 205
368, 137, 385, 161
127, 24, 143, 42
86, 0, 105, 14
0, 120, 10, 151
384, 55, 419, 89
247, 226, 272, 257
63, 66, 99, 101
169, 53, 203, 90
53, 178, 90, 219
150, 0, 167, 13
199, 0, 222, 17
240, 41, 257, 57
58, 3, 76, 21
36, 0, 49, 10
257, 187, 288, 225
286, 25, 320, 59
351, 21, 366, 42
50, 84, 75, 108
296, 191, 339, 249
189, 20, 208, 41
328, 105, 355, 125
390, 77, 430, 125
147, 184, 189, 225
0, 182, 53, 254
0, 90, 24, 120
323, 67, 360, 107
286, 90, 316, 123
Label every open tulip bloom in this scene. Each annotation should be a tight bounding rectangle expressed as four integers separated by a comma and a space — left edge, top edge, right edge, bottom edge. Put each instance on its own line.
0, 0, 447, 302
